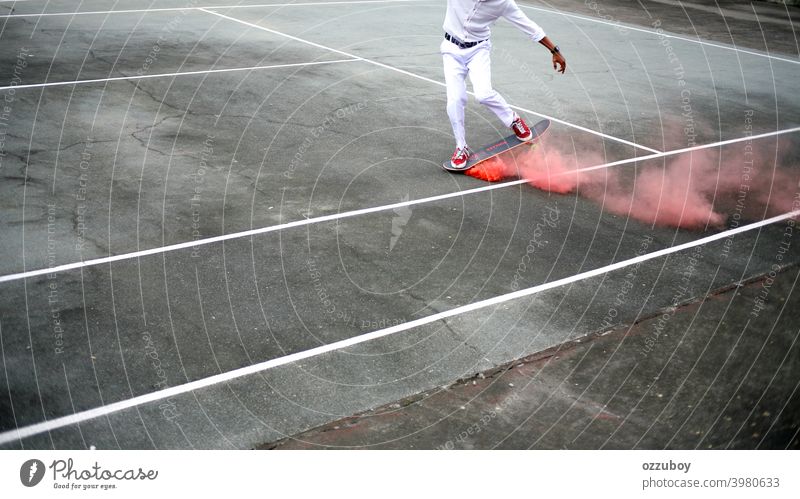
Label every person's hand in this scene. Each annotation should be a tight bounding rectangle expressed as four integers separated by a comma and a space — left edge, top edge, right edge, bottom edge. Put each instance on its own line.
553, 52, 566, 74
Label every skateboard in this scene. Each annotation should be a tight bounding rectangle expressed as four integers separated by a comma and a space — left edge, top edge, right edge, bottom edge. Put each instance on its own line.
441, 118, 551, 172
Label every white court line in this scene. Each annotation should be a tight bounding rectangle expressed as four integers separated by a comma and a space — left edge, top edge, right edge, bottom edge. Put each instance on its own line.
1, 208, 797, 445
519, 4, 800, 66
0, 58, 359, 91
1, 126, 797, 285
571, 126, 800, 174
0, 0, 429, 18
200, 8, 662, 154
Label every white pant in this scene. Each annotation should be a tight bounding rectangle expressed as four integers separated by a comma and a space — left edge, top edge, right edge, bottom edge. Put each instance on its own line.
440, 38, 515, 149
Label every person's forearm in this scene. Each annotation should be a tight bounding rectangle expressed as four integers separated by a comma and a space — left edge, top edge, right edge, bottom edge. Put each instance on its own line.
538, 36, 558, 53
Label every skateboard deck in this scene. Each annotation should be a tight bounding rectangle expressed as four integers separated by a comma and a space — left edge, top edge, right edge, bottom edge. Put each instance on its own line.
442, 118, 551, 172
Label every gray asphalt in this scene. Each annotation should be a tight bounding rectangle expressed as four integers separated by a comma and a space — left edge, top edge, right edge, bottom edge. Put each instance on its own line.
0, 0, 798, 449
269, 265, 800, 449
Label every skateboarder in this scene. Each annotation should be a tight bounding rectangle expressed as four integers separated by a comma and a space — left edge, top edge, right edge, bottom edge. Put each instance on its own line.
443, 0, 566, 169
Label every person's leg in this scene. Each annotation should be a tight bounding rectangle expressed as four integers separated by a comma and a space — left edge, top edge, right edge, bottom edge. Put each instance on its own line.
467, 43, 515, 127
441, 42, 469, 149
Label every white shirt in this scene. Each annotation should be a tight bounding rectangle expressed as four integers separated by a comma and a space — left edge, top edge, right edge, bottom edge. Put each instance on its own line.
443, 0, 546, 43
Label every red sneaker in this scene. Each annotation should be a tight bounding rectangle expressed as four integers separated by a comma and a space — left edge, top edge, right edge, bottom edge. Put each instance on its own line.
450, 146, 472, 169
510, 115, 532, 141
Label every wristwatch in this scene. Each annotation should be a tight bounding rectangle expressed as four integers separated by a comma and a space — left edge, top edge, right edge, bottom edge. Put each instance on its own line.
550, 45, 560, 55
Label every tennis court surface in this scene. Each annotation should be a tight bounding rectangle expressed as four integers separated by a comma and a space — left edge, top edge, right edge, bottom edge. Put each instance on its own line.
1, 0, 798, 449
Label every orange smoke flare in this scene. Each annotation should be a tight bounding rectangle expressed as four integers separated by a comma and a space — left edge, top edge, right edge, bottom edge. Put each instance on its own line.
458, 134, 799, 230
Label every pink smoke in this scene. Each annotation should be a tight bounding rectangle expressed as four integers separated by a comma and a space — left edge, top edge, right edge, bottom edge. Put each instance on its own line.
467, 134, 799, 230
